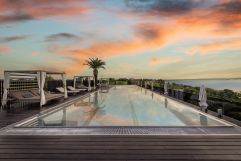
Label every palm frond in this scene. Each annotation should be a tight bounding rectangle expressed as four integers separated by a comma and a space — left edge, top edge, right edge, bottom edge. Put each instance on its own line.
84, 58, 106, 70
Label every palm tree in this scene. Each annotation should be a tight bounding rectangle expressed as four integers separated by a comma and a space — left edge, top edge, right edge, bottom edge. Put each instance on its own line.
85, 58, 106, 86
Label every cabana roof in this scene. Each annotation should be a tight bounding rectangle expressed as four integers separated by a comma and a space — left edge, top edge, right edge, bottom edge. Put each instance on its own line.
5, 70, 65, 75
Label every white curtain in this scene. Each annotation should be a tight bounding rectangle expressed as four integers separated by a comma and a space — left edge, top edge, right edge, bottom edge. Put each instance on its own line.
164, 81, 168, 95
81, 77, 84, 86
38, 72, 46, 106
88, 77, 91, 91
73, 77, 76, 88
199, 85, 208, 107
37, 72, 41, 93
93, 77, 96, 89
1, 72, 10, 108
62, 74, 68, 98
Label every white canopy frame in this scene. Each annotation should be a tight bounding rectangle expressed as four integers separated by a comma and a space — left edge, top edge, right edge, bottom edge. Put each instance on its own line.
199, 85, 208, 110
164, 81, 168, 95
99, 78, 109, 93
1, 70, 67, 109
73, 76, 95, 91
144, 81, 147, 89
99, 78, 109, 86
146, 80, 155, 91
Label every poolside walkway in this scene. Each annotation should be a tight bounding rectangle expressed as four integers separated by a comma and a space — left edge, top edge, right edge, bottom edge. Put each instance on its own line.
0, 135, 241, 161
0, 93, 88, 128
0, 106, 42, 128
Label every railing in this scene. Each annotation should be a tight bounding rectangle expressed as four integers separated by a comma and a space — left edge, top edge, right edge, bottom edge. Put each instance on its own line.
143, 82, 241, 124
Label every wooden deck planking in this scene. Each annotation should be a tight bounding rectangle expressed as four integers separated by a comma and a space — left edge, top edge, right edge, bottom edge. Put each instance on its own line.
0, 135, 241, 161
0, 109, 39, 128
0, 94, 87, 129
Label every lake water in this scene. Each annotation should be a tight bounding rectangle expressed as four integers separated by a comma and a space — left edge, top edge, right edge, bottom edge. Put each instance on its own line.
167, 79, 241, 92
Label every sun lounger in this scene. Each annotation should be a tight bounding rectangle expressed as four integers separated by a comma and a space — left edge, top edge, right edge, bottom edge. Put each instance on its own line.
56, 87, 79, 95
76, 84, 89, 90
67, 86, 87, 92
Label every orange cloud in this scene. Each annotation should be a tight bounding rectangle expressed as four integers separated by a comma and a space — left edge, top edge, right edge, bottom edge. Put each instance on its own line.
187, 40, 241, 56
0, 47, 11, 54
174, 1, 241, 37
50, 11, 241, 74
150, 57, 183, 65
66, 23, 172, 57
41, 0, 241, 76
123, 0, 241, 39
49, 23, 176, 74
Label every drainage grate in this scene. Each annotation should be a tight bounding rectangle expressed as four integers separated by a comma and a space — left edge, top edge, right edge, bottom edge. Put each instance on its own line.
99, 127, 150, 135
3, 126, 240, 136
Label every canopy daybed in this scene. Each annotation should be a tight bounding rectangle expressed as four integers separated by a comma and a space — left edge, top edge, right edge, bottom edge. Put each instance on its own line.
56, 87, 80, 95
73, 76, 95, 91
138, 79, 154, 91
1, 70, 67, 109
99, 78, 109, 93
99, 78, 109, 87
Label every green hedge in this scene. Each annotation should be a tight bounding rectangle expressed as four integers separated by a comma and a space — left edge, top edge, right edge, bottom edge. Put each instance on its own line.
109, 80, 128, 85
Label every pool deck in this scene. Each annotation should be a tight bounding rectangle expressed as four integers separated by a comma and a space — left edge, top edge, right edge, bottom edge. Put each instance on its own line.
0, 93, 89, 129
0, 135, 241, 160
1, 87, 241, 160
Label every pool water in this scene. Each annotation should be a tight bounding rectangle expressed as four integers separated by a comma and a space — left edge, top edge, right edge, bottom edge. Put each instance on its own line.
20, 85, 228, 127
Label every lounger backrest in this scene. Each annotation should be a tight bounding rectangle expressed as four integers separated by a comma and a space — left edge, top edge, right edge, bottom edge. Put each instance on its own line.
56, 87, 64, 93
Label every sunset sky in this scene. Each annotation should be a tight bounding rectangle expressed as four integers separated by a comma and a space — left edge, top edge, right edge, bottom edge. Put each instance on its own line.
0, 0, 241, 79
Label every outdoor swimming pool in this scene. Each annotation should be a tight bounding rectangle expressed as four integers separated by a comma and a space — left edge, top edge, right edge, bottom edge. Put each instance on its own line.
18, 85, 229, 127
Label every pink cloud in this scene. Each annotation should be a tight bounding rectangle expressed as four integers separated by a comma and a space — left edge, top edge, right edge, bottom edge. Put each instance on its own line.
0, 47, 11, 55
0, 0, 90, 24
